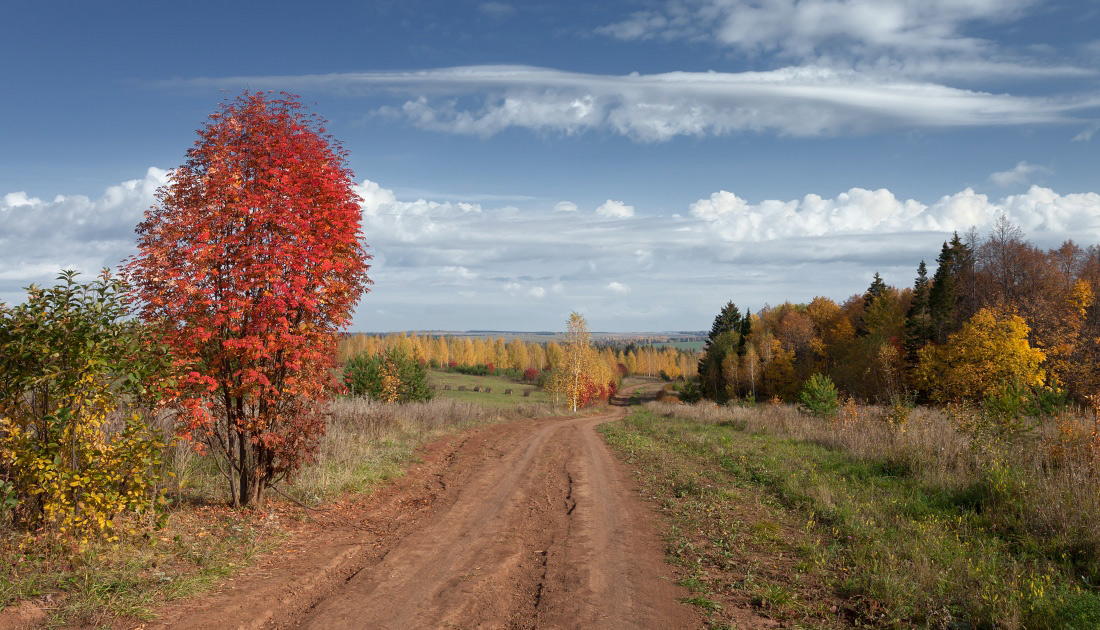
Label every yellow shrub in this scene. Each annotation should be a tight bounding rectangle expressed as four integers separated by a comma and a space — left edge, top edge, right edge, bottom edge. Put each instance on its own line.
916, 308, 1045, 403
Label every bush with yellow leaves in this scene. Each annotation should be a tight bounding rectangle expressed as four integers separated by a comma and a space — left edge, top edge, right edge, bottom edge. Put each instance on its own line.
0, 270, 170, 541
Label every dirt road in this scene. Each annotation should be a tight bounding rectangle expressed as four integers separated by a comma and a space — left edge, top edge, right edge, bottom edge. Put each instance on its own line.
149, 403, 700, 629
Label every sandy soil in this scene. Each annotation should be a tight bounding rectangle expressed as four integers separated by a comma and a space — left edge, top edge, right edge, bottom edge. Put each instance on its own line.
139, 402, 705, 629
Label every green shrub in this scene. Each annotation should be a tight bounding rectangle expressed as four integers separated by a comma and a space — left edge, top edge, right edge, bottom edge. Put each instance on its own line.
344, 348, 433, 403
976, 380, 1068, 438
798, 373, 840, 419
0, 270, 170, 541
675, 378, 703, 403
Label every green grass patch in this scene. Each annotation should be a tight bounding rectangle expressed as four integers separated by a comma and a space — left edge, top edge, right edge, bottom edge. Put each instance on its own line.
601, 407, 1100, 629
429, 370, 549, 407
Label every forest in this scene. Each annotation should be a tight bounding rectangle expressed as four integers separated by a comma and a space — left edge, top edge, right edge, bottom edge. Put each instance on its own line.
696, 217, 1099, 409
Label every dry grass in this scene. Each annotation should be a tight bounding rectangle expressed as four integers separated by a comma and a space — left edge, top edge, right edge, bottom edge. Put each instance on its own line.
285, 397, 552, 505
2, 397, 550, 625
623, 400, 1100, 627
647, 400, 1100, 580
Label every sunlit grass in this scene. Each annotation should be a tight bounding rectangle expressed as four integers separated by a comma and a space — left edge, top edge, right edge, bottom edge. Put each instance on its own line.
602, 403, 1100, 628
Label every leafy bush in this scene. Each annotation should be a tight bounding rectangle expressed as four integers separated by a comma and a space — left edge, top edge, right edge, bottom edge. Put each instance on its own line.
448, 364, 494, 377
798, 373, 840, 419
0, 270, 170, 540
522, 367, 539, 382
344, 348, 433, 403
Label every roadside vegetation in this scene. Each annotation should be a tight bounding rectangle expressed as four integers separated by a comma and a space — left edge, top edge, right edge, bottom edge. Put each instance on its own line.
1, 397, 533, 625
602, 400, 1100, 628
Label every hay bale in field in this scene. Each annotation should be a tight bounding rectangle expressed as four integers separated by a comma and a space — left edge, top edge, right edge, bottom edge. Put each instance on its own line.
523, 389, 532, 397
484, 387, 492, 393
505, 389, 512, 395
444, 384, 451, 390
458, 385, 466, 391
473, 386, 481, 392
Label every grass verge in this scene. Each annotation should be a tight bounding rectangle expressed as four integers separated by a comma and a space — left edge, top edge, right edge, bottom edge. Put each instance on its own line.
600, 403, 1100, 629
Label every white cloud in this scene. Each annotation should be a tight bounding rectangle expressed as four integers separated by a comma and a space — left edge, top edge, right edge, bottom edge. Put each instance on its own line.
688, 184, 1100, 239
5, 171, 1100, 331
439, 265, 477, 279
596, 199, 635, 219
169, 66, 1100, 141
594, 0, 1087, 82
0, 167, 169, 301
606, 282, 631, 294
600, 0, 1036, 55
1074, 123, 1100, 142
478, 2, 514, 18
989, 161, 1051, 187
554, 201, 578, 212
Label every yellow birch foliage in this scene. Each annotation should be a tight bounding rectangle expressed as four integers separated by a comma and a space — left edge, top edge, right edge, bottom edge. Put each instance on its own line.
917, 308, 1045, 403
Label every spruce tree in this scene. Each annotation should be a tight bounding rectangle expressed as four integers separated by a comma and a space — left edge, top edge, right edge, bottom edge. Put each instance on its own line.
698, 301, 744, 401
904, 260, 931, 365
929, 241, 957, 343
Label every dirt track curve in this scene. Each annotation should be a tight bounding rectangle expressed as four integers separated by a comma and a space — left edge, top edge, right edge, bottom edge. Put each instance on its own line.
147, 400, 702, 629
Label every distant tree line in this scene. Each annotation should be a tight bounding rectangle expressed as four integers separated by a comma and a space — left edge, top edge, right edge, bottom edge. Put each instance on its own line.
339, 332, 699, 381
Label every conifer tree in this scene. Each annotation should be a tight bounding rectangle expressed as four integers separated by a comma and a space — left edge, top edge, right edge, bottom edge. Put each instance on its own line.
904, 260, 932, 365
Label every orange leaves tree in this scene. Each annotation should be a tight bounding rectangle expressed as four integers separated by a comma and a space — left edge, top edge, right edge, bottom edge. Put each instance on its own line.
126, 92, 371, 507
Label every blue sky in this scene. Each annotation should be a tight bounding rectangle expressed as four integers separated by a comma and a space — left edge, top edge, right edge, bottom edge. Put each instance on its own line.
2, 0, 1099, 331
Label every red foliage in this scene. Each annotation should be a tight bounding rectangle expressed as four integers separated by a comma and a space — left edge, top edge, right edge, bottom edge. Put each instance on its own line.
616, 363, 629, 377
575, 374, 610, 409
607, 379, 619, 401
448, 360, 458, 369
125, 91, 371, 506
522, 367, 539, 382
485, 362, 495, 374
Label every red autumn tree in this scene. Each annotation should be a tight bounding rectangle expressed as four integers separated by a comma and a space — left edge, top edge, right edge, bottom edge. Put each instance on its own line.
126, 92, 371, 507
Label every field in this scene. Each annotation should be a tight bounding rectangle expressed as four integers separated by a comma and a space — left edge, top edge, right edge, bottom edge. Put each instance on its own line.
650, 340, 705, 351
601, 401, 1100, 628
429, 370, 551, 407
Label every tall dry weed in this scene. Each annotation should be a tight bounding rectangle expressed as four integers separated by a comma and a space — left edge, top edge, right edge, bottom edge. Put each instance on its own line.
647, 399, 1100, 582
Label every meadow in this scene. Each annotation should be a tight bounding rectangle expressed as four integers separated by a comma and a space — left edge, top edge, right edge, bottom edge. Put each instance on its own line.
601, 400, 1100, 628
428, 370, 551, 407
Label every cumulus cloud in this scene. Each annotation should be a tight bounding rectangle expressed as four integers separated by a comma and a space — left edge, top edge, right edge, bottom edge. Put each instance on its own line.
554, 200, 578, 212
440, 265, 477, 279
167, 66, 1100, 141
606, 282, 631, 294
596, 199, 634, 219
0, 167, 168, 301
989, 161, 1051, 187
688, 184, 1100, 239
5, 170, 1100, 331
